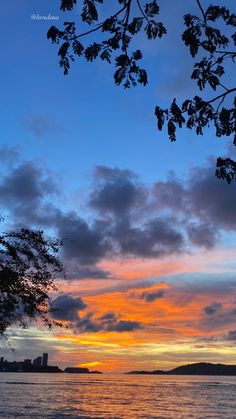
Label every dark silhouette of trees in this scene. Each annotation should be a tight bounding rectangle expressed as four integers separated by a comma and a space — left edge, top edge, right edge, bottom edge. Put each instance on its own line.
47, 1, 236, 182
0, 228, 64, 336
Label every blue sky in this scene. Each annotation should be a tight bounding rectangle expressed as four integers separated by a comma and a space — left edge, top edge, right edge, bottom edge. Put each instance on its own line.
1, 0, 232, 192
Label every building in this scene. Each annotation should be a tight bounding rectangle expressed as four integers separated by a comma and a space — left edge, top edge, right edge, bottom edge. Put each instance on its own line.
42, 353, 48, 367
33, 356, 42, 367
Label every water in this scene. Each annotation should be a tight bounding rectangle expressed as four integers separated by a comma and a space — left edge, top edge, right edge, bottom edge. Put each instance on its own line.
0, 373, 236, 418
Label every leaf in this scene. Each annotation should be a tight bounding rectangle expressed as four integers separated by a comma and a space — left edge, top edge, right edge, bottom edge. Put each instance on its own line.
132, 50, 142, 60
168, 119, 176, 141
72, 40, 84, 56
182, 28, 199, 57
100, 49, 111, 63
145, 21, 167, 39
145, 1, 160, 18
58, 42, 70, 58
82, 0, 99, 24
128, 18, 143, 35
47, 26, 63, 43
138, 69, 148, 86
114, 66, 127, 85
60, 0, 77, 11
84, 43, 102, 61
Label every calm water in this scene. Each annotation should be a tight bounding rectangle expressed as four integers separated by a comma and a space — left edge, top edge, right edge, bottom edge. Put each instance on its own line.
0, 373, 236, 418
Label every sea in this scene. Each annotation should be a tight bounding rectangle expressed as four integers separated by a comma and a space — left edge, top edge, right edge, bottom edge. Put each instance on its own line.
0, 373, 236, 418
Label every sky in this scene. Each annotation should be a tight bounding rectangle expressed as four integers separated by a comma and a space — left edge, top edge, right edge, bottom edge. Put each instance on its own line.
1, 0, 236, 372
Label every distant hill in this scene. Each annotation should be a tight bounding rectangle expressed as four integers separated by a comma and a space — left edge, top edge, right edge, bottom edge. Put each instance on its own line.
64, 367, 102, 374
127, 362, 236, 376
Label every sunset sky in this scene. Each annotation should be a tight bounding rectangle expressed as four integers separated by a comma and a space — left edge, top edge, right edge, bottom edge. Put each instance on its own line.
1, 0, 236, 372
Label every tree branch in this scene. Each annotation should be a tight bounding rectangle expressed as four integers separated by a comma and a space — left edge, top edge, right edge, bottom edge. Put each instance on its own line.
207, 87, 236, 105
136, 0, 149, 22
196, 0, 207, 23
75, 2, 130, 40
122, 0, 132, 54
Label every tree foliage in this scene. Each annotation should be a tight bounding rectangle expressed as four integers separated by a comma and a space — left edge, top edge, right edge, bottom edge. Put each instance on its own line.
0, 228, 64, 335
48, 0, 236, 183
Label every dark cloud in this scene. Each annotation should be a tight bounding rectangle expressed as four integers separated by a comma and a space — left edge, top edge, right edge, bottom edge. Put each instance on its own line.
0, 163, 55, 203
0, 163, 57, 225
152, 178, 187, 212
140, 289, 166, 302
2, 158, 236, 281
204, 302, 222, 315
75, 313, 102, 333
56, 213, 112, 265
50, 293, 141, 335
89, 165, 146, 216
106, 319, 141, 332
51, 295, 86, 321
22, 113, 65, 138
189, 164, 236, 231
100, 312, 117, 321
224, 330, 236, 341
75, 312, 142, 333
69, 266, 114, 280
113, 217, 184, 258
187, 223, 217, 249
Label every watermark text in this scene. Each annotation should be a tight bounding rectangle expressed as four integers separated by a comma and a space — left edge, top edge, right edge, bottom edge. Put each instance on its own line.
31, 14, 59, 21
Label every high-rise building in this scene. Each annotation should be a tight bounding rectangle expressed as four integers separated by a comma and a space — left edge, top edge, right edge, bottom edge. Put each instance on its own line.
33, 356, 42, 367
42, 353, 48, 367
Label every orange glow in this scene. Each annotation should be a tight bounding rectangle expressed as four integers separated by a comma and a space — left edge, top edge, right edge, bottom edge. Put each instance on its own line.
78, 361, 102, 368
38, 247, 236, 371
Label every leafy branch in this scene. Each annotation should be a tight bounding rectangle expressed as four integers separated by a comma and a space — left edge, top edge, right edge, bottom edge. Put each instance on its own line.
155, 0, 236, 182
47, 0, 166, 87
48, 1, 236, 182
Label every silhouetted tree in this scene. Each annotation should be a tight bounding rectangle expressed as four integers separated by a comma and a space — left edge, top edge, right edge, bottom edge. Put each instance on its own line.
47, 1, 236, 182
0, 228, 64, 335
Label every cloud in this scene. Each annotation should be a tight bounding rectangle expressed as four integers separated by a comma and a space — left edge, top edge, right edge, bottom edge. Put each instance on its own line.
204, 302, 222, 315
51, 295, 86, 321
106, 319, 141, 332
75, 312, 142, 333
187, 223, 217, 249
56, 213, 113, 265
22, 113, 65, 138
0, 145, 20, 165
224, 330, 236, 341
2, 158, 236, 284
140, 289, 166, 302
89, 165, 146, 216
51, 295, 142, 334
75, 313, 102, 333
100, 312, 117, 321
70, 266, 114, 280
189, 163, 236, 231
0, 163, 55, 203
152, 178, 187, 212
199, 301, 236, 332
112, 217, 184, 258
0, 162, 57, 224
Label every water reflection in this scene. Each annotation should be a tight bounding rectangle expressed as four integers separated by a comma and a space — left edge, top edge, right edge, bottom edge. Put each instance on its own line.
0, 373, 236, 418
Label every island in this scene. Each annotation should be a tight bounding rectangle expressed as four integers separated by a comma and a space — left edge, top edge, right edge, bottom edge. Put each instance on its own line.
64, 367, 102, 374
127, 362, 236, 376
